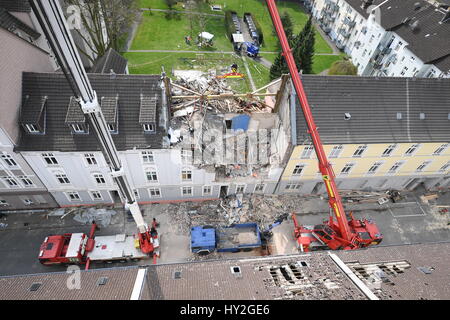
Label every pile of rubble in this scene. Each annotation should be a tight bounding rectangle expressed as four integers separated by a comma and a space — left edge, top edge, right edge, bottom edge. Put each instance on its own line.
166, 194, 305, 236
170, 70, 272, 117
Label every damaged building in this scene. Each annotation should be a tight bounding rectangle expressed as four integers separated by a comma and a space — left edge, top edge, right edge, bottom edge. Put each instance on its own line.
13, 70, 294, 207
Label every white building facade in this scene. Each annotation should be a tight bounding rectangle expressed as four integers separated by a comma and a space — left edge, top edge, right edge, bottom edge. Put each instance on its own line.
304, 0, 450, 78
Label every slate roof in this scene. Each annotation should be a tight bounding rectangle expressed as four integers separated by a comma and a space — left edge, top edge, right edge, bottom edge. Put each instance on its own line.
90, 48, 128, 74
0, 7, 40, 39
16, 72, 166, 152
0, 0, 31, 12
0, 266, 140, 300
139, 94, 157, 124
101, 95, 119, 124
295, 75, 450, 145
19, 95, 47, 124
345, 0, 450, 72
65, 96, 86, 124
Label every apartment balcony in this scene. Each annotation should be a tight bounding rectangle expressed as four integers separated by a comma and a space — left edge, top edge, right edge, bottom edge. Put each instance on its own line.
324, 0, 339, 13
336, 40, 345, 50
377, 43, 392, 55
369, 58, 383, 70
343, 17, 356, 29
338, 28, 351, 39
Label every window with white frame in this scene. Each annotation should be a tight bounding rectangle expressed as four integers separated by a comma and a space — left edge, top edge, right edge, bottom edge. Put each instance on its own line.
149, 187, 161, 198
93, 173, 106, 184
143, 123, 155, 133
90, 191, 103, 200
19, 176, 34, 187
142, 151, 154, 163
84, 153, 97, 165
329, 145, 343, 158
285, 183, 302, 191
145, 169, 158, 182
395, 41, 402, 51
203, 185, 212, 196
25, 124, 39, 133
416, 160, 432, 173
388, 161, 405, 174
1, 154, 18, 168
72, 124, 85, 133
66, 191, 81, 202
3, 176, 19, 187
236, 184, 246, 193
439, 161, 450, 172
433, 144, 448, 156
22, 198, 34, 206
368, 161, 383, 174
107, 123, 116, 133
181, 148, 193, 164
134, 189, 140, 199
353, 145, 367, 157
340, 163, 355, 175
300, 146, 314, 159
292, 164, 305, 176
382, 144, 397, 157
42, 153, 58, 165
254, 184, 265, 192
181, 169, 192, 181
400, 67, 408, 76
405, 144, 420, 156
55, 172, 70, 184
181, 186, 193, 196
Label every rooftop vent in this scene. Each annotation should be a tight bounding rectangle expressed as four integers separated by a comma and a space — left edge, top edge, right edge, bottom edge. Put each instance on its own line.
397, 112, 402, 120
29, 283, 42, 292
173, 271, 182, 279
344, 113, 352, 120
420, 112, 425, 120
410, 20, 420, 32
96, 277, 108, 286
231, 266, 242, 277
414, 2, 422, 10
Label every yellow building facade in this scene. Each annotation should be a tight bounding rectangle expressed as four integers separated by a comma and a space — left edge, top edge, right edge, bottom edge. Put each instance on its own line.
279, 142, 450, 194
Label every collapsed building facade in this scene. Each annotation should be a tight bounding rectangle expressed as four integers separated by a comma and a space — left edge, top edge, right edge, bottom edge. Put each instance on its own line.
13, 70, 294, 207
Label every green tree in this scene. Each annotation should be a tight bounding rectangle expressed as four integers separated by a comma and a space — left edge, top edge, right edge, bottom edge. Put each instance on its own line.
328, 59, 358, 75
165, 0, 178, 9
292, 15, 315, 74
270, 15, 315, 80
274, 12, 294, 48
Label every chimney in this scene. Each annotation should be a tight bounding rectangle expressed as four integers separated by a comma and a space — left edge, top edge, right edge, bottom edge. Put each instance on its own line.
362, 0, 374, 10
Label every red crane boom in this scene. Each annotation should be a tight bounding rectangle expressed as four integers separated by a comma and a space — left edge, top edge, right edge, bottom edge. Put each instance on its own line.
266, 0, 382, 251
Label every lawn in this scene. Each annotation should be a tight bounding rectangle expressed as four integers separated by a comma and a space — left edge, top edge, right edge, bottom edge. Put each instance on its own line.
133, 0, 332, 54
130, 11, 231, 51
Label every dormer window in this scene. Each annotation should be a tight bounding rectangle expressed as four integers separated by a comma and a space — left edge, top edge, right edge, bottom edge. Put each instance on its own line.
101, 95, 118, 134
143, 123, 155, 133
20, 95, 47, 134
139, 94, 157, 134
65, 96, 88, 134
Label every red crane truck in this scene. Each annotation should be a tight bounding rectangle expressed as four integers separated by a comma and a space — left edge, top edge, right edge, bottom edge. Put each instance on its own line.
265, 0, 382, 252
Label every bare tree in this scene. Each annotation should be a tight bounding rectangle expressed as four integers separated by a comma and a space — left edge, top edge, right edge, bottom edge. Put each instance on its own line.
65, 0, 139, 63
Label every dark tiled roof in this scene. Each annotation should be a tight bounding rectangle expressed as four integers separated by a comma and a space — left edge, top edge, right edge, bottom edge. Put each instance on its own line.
101, 95, 119, 124
0, 0, 31, 12
0, 7, 40, 39
139, 94, 157, 123
295, 75, 450, 145
345, 0, 450, 72
0, 266, 139, 300
19, 95, 47, 124
65, 96, 86, 124
90, 48, 128, 74
16, 72, 166, 152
